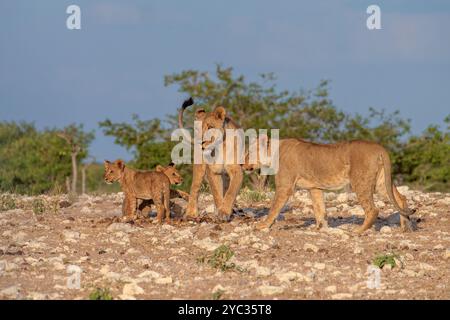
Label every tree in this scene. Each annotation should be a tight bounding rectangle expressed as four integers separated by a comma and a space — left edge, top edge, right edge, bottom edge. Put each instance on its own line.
0, 122, 94, 195
57, 124, 95, 194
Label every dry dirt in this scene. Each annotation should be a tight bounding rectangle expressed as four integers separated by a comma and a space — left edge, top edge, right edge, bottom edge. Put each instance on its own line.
0, 186, 449, 300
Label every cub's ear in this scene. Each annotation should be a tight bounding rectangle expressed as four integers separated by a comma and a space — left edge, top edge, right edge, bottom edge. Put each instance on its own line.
168, 162, 175, 167
195, 108, 206, 120
104, 160, 111, 168
214, 106, 226, 121
155, 165, 164, 172
115, 159, 125, 170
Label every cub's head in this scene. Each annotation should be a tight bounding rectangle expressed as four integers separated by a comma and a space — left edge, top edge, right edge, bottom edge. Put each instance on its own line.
156, 163, 183, 185
195, 106, 227, 150
103, 159, 125, 184
241, 135, 270, 173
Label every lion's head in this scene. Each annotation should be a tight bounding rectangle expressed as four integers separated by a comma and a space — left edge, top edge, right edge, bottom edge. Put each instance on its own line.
103, 159, 125, 184
156, 163, 183, 185
195, 106, 227, 150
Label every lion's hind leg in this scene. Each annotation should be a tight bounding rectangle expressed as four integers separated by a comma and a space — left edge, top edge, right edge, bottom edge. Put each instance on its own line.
376, 169, 413, 232
310, 188, 328, 230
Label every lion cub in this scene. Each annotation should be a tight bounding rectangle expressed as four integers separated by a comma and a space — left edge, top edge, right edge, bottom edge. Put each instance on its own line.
104, 160, 180, 223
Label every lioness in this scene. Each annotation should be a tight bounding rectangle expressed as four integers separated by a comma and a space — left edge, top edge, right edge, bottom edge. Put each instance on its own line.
178, 98, 243, 221
242, 137, 415, 234
104, 159, 172, 223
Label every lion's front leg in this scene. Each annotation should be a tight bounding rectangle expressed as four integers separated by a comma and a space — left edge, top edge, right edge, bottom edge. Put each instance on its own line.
121, 195, 137, 221
186, 164, 206, 217
206, 167, 224, 216
217, 166, 243, 220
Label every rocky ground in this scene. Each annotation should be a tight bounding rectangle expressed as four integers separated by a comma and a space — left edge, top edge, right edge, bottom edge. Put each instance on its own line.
0, 186, 449, 300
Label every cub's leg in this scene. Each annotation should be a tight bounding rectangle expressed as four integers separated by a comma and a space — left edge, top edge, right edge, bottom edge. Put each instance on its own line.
309, 188, 328, 230
163, 187, 171, 224
122, 195, 137, 221
154, 196, 164, 224
206, 167, 224, 215
186, 164, 206, 217
256, 175, 295, 230
218, 165, 243, 220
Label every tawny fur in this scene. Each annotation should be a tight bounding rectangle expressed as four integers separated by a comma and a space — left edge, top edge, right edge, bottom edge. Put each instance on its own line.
242, 138, 414, 234
104, 160, 175, 223
179, 99, 243, 220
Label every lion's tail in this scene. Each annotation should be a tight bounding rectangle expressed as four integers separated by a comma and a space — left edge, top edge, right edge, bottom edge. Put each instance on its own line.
380, 150, 414, 217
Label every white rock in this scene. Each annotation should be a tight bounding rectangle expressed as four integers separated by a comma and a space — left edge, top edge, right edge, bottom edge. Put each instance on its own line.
353, 247, 364, 255
444, 249, 450, 260
380, 226, 392, 234
193, 237, 219, 251
336, 193, 349, 203
154, 276, 172, 284
255, 266, 272, 277
325, 285, 337, 293
275, 271, 302, 283
12, 231, 28, 244
0, 285, 19, 298
348, 206, 365, 216
204, 204, 216, 214
122, 282, 144, 296
313, 263, 326, 270
258, 285, 284, 296
331, 293, 353, 299
419, 263, 436, 271
107, 223, 136, 233
80, 206, 91, 214
62, 230, 80, 242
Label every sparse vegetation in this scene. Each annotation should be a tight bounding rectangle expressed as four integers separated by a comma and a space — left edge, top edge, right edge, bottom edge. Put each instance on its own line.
89, 288, 113, 300
198, 245, 244, 272
212, 289, 225, 300
373, 253, 399, 269
0, 194, 16, 211
239, 187, 269, 203
31, 198, 46, 215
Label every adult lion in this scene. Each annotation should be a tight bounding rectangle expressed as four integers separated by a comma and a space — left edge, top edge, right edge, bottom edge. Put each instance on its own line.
178, 98, 243, 220
242, 137, 415, 234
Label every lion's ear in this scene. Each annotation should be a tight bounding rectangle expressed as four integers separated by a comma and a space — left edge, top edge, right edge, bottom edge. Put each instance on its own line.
195, 108, 206, 120
155, 165, 164, 172
214, 106, 226, 121
115, 159, 125, 170
168, 162, 175, 167
104, 160, 111, 168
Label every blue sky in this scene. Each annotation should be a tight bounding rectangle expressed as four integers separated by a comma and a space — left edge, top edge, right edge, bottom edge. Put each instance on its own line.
1, 0, 449, 161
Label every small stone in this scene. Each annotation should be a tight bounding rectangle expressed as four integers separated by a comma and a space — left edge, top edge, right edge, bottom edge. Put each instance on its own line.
275, 271, 301, 283
419, 263, 436, 271
444, 249, 450, 260
0, 285, 20, 298
325, 285, 337, 293
258, 285, 284, 296
255, 266, 272, 277
380, 226, 392, 234
313, 263, 326, 270
122, 282, 144, 296
80, 206, 91, 214
303, 243, 319, 253
331, 293, 353, 300
107, 223, 136, 233
336, 193, 349, 203
62, 230, 80, 242
353, 247, 364, 255
348, 206, 365, 216
154, 276, 172, 284
193, 237, 219, 251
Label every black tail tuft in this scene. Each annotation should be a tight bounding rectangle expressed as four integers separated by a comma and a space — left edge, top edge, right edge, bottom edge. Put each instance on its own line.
182, 97, 194, 110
